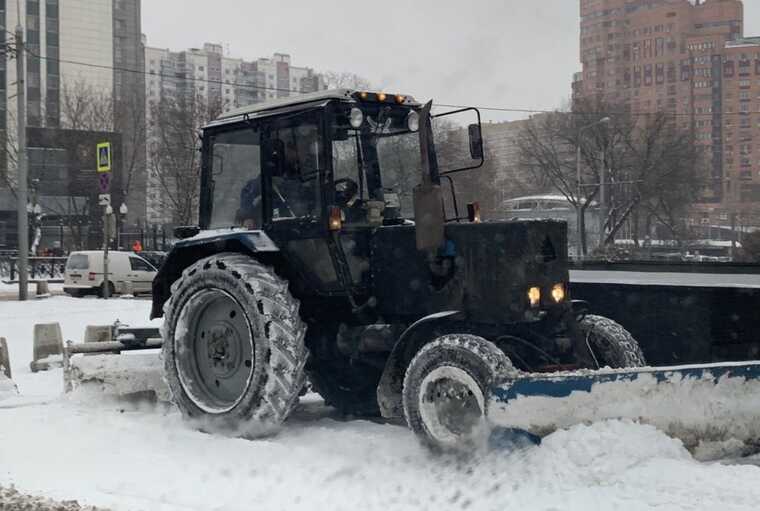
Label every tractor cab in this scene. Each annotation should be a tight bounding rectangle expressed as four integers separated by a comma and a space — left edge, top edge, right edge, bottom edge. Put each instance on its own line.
200, 89, 482, 233
191, 89, 487, 309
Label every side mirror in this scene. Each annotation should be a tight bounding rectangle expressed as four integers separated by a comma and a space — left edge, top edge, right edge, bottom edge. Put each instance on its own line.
432, 107, 485, 175
468, 124, 483, 160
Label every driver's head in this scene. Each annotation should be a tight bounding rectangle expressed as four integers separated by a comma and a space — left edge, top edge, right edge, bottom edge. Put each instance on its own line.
335, 179, 359, 206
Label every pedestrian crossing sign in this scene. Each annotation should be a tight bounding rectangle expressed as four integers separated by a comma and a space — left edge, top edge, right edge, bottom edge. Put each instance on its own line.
97, 142, 112, 173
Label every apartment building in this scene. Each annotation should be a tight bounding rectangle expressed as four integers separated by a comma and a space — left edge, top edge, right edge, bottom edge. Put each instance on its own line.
576, 0, 760, 227
144, 43, 326, 225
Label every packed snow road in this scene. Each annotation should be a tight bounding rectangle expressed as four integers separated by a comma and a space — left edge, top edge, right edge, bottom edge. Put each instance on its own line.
2, 297, 760, 511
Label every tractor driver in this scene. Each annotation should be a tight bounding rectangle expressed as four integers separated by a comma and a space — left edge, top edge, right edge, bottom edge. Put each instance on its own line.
238, 128, 319, 228
334, 177, 365, 223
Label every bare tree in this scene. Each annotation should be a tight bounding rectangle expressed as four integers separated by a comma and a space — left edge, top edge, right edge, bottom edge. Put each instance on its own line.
147, 93, 224, 225
113, 91, 147, 208
60, 79, 115, 132
518, 109, 605, 254
519, 98, 705, 256
0, 108, 19, 195
322, 71, 372, 90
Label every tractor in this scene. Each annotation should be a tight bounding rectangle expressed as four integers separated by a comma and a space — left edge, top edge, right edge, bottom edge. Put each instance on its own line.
149, 89, 645, 450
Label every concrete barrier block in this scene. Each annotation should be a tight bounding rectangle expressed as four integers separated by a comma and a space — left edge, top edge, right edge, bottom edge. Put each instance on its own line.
83, 325, 119, 356
0, 371, 18, 400
35, 280, 50, 298
30, 323, 64, 373
84, 325, 114, 344
0, 337, 10, 379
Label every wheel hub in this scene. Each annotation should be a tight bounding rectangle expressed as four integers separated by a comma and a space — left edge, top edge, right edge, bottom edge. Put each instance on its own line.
206, 325, 241, 377
418, 366, 487, 447
175, 288, 255, 414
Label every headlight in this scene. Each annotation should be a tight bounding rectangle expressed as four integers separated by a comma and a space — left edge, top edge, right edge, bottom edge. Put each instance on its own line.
349, 108, 364, 129
551, 283, 565, 303
528, 287, 541, 308
407, 111, 419, 132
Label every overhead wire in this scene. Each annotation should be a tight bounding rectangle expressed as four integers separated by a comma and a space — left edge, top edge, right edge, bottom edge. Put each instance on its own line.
6, 39, 760, 120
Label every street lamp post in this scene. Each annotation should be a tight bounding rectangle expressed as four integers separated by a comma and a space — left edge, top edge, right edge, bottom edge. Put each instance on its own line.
576, 117, 611, 257
103, 204, 114, 299
118, 203, 128, 249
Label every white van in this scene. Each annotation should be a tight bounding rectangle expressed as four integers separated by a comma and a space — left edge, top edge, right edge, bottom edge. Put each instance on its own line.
63, 251, 158, 297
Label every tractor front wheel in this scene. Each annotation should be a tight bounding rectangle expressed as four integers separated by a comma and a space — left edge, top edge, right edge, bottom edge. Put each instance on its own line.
162, 253, 307, 437
579, 314, 646, 368
402, 334, 515, 453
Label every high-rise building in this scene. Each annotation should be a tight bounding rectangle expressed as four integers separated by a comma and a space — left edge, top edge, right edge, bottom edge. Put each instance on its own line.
143, 42, 326, 226
0, 0, 145, 249
576, 0, 760, 228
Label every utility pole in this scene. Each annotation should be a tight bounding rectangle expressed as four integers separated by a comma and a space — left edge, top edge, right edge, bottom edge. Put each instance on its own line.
730, 212, 737, 261
576, 117, 611, 258
15, 18, 28, 301
103, 205, 112, 299
599, 157, 608, 249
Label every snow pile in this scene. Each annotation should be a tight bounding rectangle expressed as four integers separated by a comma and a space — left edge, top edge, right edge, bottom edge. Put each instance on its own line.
490, 365, 760, 459
68, 353, 170, 402
0, 372, 18, 401
0, 296, 162, 400
0, 485, 108, 511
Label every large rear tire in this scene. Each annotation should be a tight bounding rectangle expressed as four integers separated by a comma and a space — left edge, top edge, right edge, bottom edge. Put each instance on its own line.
579, 314, 646, 368
162, 253, 307, 437
402, 334, 515, 453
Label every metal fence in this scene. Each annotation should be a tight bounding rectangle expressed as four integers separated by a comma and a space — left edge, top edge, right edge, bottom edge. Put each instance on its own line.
0, 256, 68, 282
116, 226, 171, 252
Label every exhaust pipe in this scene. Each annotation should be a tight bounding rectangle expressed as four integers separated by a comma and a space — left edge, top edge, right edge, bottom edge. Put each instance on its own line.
413, 100, 445, 252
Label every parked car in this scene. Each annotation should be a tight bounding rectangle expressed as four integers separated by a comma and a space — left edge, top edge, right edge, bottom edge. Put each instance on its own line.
63, 251, 158, 297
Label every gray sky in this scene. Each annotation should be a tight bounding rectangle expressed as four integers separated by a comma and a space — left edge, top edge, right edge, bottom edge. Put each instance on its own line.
143, 1, 760, 122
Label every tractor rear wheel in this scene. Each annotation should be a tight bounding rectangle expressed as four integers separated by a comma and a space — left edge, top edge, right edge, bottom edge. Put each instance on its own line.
162, 253, 307, 437
579, 314, 646, 368
402, 334, 515, 453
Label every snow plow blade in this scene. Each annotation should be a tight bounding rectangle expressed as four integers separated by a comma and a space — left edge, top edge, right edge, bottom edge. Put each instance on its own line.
488, 361, 760, 451
62, 324, 168, 401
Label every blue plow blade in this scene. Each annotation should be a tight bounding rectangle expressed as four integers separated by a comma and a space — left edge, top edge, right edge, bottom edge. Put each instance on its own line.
486, 361, 760, 450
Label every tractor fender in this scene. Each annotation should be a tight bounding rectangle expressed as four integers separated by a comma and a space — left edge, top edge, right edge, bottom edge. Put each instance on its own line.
150, 230, 280, 319
377, 310, 466, 419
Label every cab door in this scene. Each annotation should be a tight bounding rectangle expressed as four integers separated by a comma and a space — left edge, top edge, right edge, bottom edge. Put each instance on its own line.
260, 108, 337, 296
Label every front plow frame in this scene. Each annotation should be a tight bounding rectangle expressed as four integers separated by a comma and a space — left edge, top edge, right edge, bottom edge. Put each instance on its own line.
62, 324, 162, 392
487, 361, 760, 450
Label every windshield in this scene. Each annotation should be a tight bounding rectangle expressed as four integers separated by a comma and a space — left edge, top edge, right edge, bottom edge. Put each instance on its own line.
332, 103, 421, 219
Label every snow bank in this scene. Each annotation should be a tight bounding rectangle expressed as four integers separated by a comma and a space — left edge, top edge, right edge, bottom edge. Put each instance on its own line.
489, 366, 760, 459
0, 485, 107, 511
0, 296, 161, 400
68, 353, 170, 403
0, 373, 18, 400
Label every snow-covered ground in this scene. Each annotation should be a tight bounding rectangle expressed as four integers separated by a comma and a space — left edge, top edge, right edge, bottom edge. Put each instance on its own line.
0, 280, 65, 297
2, 297, 760, 510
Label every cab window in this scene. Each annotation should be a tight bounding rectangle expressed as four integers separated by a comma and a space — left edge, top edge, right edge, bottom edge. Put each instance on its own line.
209, 126, 262, 229
266, 112, 322, 222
